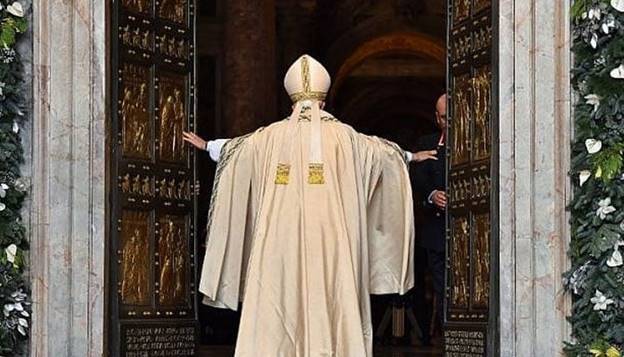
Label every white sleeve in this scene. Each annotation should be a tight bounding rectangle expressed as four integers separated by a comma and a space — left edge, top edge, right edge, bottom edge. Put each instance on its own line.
403, 150, 412, 163
205, 139, 230, 162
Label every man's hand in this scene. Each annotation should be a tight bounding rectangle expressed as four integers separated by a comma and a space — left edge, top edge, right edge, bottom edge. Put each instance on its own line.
431, 190, 447, 209
183, 132, 207, 150
411, 150, 438, 163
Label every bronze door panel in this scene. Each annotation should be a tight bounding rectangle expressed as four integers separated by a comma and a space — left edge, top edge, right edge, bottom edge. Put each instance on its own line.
110, 0, 198, 355
445, 0, 498, 355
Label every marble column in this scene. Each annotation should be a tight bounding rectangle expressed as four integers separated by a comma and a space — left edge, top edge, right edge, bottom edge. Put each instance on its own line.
29, 0, 107, 356
497, 0, 572, 355
223, 0, 277, 136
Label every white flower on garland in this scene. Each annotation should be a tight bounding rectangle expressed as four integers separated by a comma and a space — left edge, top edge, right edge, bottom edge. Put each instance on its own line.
0, 183, 8, 198
6, 2, 24, 17
3, 302, 24, 317
5, 244, 17, 264
12, 121, 19, 134
591, 289, 615, 311
579, 170, 592, 186
611, 64, 624, 79
590, 33, 599, 49
602, 16, 616, 34
586, 139, 603, 154
585, 94, 601, 112
607, 241, 624, 267
0, 82, 4, 97
612, 0, 624, 12
13, 178, 28, 192
17, 317, 28, 335
588, 7, 602, 20
0, 202, 5, 211
597, 198, 616, 219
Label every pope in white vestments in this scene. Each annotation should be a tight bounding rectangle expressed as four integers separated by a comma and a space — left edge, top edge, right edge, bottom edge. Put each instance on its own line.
196, 55, 415, 357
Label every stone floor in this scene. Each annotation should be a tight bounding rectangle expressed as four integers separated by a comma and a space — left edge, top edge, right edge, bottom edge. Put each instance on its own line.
198, 345, 443, 357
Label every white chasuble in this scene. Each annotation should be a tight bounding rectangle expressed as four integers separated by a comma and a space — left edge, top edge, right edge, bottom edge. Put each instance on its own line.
199, 114, 415, 357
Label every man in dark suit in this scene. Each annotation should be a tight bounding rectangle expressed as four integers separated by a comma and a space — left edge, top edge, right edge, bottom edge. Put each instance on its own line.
413, 94, 447, 343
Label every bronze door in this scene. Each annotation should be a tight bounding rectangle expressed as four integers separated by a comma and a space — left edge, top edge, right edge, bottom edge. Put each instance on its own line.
445, 0, 498, 355
110, 0, 198, 355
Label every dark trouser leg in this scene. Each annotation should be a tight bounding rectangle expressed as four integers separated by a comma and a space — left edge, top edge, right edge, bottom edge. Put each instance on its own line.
427, 249, 445, 332
412, 247, 431, 343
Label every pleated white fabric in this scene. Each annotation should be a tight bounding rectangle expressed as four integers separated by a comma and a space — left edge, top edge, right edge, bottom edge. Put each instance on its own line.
199, 113, 415, 357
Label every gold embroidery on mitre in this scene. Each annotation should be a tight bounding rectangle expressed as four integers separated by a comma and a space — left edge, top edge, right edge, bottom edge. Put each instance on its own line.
289, 91, 327, 102
302, 55, 311, 93
275, 163, 291, 185
308, 163, 325, 185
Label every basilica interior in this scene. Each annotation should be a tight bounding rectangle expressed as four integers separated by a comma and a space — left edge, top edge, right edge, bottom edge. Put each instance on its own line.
195, 1, 446, 356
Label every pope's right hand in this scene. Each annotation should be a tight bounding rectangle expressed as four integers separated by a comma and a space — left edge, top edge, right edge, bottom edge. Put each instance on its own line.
183, 132, 207, 150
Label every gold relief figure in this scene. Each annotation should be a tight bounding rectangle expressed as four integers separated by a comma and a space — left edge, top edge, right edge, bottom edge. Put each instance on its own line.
120, 211, 150, 305
121, 25, 131, 46
158, 216, 188, 305
131, 175, 141, 194
174, 0, 186, 23
132, 28, 142, 48
121, 174, 131, 193
172, 227, 187, 303
474, 0, 491, 13
159, 94, 175, 160
121, 64, 151, 159
473, 214, 491, 306
168, 179, 177, 199
128, 83, 149, 156
177, 39, 186, 58
158, 75, 186, 162
172, 89, 186, 161
168, 37, 176, 57
453, 0, 470, 23
122, 0, 150, 14
451, 217, 470, 307
452, 75, 471, 165
177, 180, 186, 200
158, 178, 168, 198
473, 68, 491, 160
141, 31, 151, 50
121, 87, 135, 150
159, 220, 175, 304
158, 35, 167, 55
142, 177, 151, 196
158, 0, 186, 24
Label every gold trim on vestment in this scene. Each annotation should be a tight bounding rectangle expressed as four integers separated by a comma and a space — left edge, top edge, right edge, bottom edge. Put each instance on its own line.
308, 163, 325, 185
275, 163, 291, 185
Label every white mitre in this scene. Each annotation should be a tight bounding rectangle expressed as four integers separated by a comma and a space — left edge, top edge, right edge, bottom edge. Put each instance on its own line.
284, 54, 331, 103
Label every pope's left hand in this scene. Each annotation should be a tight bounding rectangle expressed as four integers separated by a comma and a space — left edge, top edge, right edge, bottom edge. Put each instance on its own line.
410, 150, 438, 163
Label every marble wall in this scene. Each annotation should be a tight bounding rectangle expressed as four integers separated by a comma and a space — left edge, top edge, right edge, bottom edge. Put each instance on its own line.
497, 0, 572, 356
29, 0, 107, 356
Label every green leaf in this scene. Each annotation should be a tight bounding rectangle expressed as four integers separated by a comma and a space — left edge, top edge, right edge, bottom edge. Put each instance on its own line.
0, 23, 16, 48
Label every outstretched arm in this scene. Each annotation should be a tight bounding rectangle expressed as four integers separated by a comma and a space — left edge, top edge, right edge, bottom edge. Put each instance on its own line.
183, 132, 229, 162
408, 150, 438, 163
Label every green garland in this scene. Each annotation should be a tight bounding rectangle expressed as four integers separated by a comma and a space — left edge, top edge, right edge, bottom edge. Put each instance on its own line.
565, 0, 624, 356
0, 0, 30, 355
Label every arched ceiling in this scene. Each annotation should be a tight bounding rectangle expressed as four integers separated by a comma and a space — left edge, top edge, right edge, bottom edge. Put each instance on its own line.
274, 0, 446, 137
